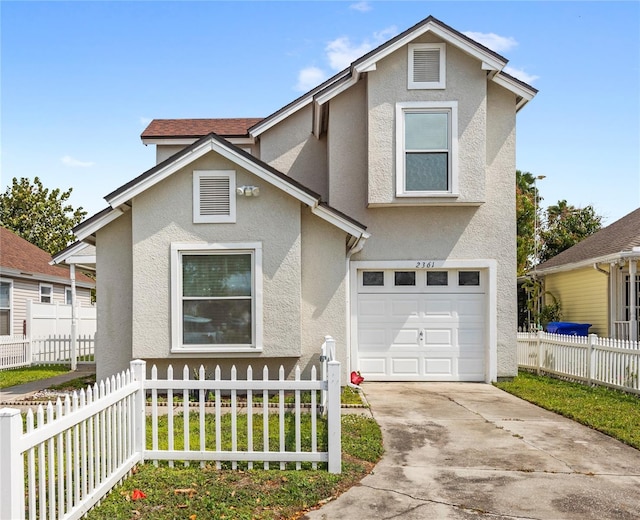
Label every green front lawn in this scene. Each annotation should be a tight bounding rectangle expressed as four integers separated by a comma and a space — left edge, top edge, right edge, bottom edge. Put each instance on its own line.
496, 371, 640, 449
85, 413, 383, 520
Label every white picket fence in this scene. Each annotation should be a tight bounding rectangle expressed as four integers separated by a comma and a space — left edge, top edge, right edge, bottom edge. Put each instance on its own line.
0, 334, 95, 370
517, 331, 640, 394
0, 341, 342, 520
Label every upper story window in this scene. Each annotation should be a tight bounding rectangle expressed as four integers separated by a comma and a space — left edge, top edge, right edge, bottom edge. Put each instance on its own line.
171, 242, 263, 352
408, 43, 446, 89
193, 170, 236, 224
396, 101, 458, 197
40, 283, 53, 304
0, 280, 12, 335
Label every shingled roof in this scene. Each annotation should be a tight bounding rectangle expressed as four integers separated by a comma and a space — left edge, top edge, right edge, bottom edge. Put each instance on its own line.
537, 208, 640, 272
0, 227, 94, 284
141, 118, 263, 139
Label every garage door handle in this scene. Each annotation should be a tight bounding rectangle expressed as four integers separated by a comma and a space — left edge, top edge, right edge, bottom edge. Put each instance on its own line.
419, 330, 424, 339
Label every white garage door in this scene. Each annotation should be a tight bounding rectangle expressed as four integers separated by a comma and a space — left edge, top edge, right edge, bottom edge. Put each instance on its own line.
356, 269, 486, 381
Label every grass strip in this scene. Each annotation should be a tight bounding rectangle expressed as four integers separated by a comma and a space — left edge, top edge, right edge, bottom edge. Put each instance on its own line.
496, 371, 640, 449
0, 365, 71, 389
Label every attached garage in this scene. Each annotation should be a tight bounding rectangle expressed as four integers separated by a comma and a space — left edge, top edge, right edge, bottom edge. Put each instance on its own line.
353, 267, 488, 381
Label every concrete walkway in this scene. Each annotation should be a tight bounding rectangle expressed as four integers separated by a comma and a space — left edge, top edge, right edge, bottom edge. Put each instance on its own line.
304, 382, 640, 520
0, 364, 95, 404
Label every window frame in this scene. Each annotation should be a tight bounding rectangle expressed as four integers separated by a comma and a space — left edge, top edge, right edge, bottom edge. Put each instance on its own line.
395, 101, 458, 198
0, 279, 12, 336
65, 287, 73, 305
193, 170, 237, 224
40, 283, 53, 304
170, 242, 263, 353
408, 43, 446, 89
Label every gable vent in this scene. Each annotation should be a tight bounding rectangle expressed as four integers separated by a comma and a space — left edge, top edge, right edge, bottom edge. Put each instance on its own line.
408, 43, 445, 89
199, 176, 230, 216
413, 48, 440, 83
193, 170, 236, 223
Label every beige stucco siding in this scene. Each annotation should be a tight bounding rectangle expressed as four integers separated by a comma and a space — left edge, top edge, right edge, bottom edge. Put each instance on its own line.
129, 151, 303, 362
544, 268, 608, 336
258, 106, 328, 200
300, 206, 348, 372
96, 210, 133, 380
367, 34, 487, 206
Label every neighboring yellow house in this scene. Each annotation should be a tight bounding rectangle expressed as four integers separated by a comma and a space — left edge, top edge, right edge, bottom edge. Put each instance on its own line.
534, 208, 640, 340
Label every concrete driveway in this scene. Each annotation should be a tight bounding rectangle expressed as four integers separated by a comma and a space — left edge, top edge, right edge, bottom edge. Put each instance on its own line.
304, 382, 640, 520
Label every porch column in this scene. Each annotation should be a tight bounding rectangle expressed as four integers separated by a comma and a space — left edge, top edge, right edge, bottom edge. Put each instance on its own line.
630, 259, 638, 342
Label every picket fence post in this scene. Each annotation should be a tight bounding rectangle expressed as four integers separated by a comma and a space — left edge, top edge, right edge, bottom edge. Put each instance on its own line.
588, 334, 598, 384
536, 330, 543, 375
131, 359, 147, 463
326, 359, 341, 474
0, 408, 25, 520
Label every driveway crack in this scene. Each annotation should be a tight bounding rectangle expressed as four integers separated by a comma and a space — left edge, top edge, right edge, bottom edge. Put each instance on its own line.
359, 483, 542, 519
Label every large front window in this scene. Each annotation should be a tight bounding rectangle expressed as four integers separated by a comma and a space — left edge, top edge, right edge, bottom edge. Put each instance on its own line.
396, 102, 458, 197
171, 242, 262, 351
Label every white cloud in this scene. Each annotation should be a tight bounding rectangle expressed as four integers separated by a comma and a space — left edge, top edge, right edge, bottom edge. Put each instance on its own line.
325, 25, 397, 71
295, 66, 327, 92
503, 65, 539, 84
350, 2, 372, 12
61, 155, 94, 168
294, 25, 399, 91
463, 31, 518, 53
326, 36, 373, 71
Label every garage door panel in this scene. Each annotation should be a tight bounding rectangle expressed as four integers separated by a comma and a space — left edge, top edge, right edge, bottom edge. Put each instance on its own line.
391, 298, 420, 318
359, 358, 387, 375
391, 358, 420, 375
391, 328, 420, 345
424, 328, 453, 345
358, 298, 387, 318
424, 358, 453, 376
424, 298, 454, 316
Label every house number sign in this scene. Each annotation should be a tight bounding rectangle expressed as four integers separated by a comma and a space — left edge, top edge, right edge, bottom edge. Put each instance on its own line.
415, 261, 436, 268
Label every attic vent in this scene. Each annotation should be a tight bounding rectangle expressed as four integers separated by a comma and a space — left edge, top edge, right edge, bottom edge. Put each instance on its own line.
200, 176, 230, 215
193, 170, 236, 223
408, 43, 446, 89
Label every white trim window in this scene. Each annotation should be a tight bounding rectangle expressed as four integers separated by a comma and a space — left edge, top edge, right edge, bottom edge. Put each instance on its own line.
171, 242, 263, 352
408, 43, 446, 89
0, 279, 12, 335
65, 287, 73, 305
396, 101, 458, 197
193, 170, 236, 223
40, 283, 53, 304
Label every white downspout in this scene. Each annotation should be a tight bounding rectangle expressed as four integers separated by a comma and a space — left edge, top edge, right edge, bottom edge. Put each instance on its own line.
345, 234, 368, 374
630, 259, 638, 342
70, 264, 78, 371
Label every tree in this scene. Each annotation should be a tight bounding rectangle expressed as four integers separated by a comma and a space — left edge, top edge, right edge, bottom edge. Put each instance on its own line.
516, 170, 540, 275
539, 201, 602, 263
0, 177, 86, 255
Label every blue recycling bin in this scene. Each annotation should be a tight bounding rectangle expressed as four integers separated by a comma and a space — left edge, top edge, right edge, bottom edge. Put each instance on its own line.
546, 322, 591, 336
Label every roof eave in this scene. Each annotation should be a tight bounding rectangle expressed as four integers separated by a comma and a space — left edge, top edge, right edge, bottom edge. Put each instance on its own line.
535, 250, 640, 275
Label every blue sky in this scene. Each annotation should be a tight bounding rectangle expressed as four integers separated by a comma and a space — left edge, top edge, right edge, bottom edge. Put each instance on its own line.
2, 1, 639, 226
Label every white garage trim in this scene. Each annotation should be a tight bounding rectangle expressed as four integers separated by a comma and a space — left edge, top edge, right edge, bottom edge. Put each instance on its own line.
349, 259, 497, 382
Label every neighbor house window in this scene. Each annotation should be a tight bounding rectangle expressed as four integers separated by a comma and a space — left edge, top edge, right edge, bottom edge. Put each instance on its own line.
0, 280, 11, 335
40, 283, 53, 304
193, 170, 236, 224
65, 287, 73, 305
171, 242, 262, 352
408, 43, 446, 89
396, 102, 458, 197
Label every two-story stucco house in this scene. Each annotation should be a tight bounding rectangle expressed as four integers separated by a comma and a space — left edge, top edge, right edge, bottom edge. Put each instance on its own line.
54, 15, 537, 382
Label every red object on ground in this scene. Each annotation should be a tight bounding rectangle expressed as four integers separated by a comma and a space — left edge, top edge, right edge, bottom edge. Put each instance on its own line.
350, 371, 364, 385
131, 489, 147, 500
